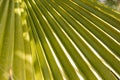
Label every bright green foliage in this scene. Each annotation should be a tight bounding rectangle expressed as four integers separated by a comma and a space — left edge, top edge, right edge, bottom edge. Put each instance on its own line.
97, 0, 120, 11
0, 0, 120, 80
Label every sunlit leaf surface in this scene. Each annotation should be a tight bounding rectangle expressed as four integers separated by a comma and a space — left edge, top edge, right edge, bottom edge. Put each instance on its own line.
0, 0, 120, 80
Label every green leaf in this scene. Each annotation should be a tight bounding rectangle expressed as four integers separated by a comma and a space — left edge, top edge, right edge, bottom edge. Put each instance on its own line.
0, 0, 120, 80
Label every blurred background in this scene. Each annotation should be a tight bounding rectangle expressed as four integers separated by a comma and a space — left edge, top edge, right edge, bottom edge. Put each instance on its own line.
97, 0, 120, 11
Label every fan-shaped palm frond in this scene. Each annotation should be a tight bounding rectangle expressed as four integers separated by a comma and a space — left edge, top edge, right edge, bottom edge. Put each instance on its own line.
0, 0, 120, 80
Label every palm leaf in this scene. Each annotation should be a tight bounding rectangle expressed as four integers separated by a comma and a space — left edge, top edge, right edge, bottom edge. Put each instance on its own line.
0, 0, 120, 80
